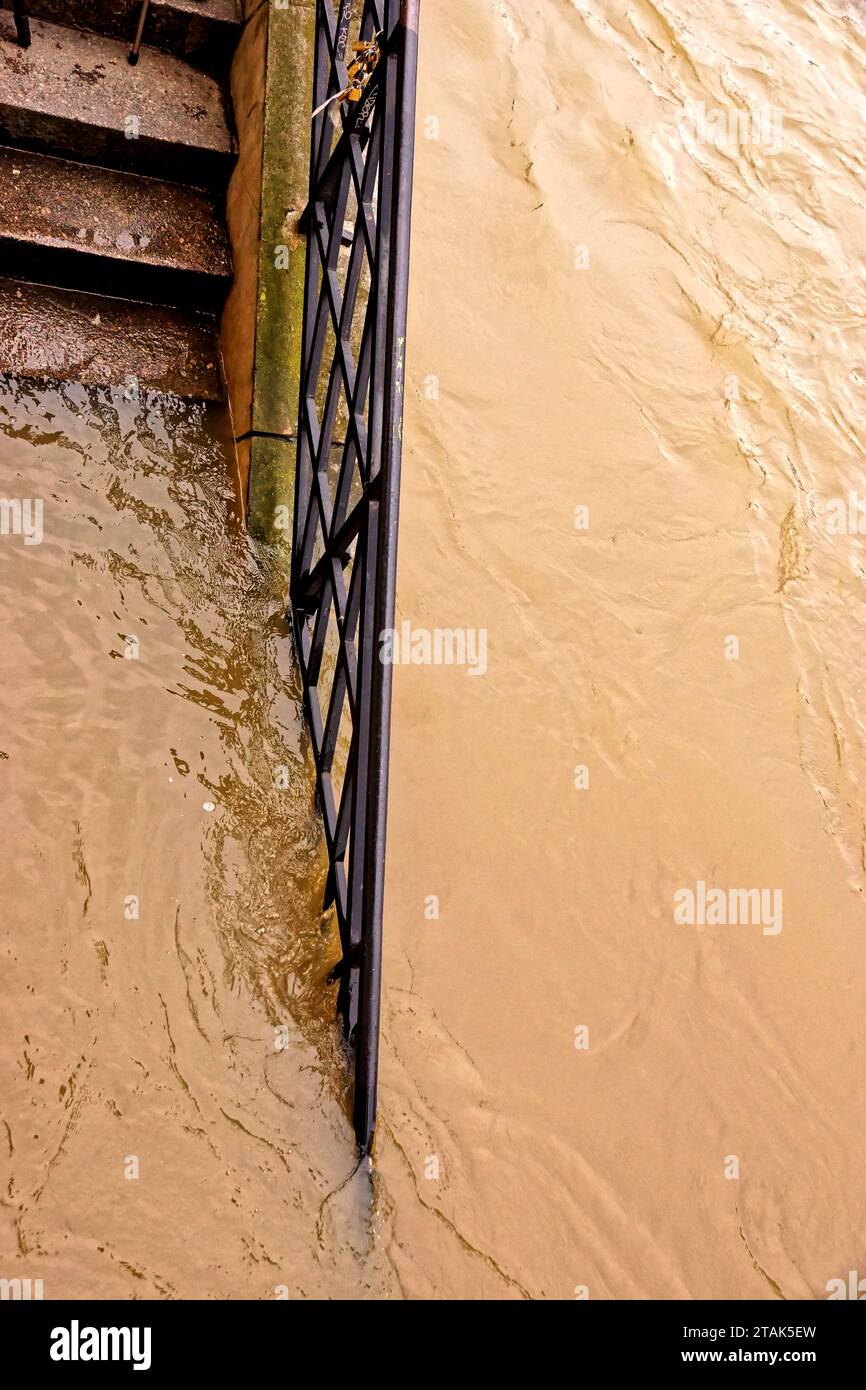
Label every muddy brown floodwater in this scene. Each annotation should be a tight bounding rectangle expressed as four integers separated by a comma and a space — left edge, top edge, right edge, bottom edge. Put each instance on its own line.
378, 0, 866, 1298
0, 377, 397, 1298
3, 0, 866, 1300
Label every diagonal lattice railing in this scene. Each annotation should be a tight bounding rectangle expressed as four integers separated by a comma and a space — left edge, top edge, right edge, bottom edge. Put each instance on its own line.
289, 0, 419, 1153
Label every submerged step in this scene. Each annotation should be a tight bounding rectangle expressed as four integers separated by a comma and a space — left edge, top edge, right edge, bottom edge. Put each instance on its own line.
0, 1, 239, 75
0, 148, 232, 309
0, 16, 235, 187
0, 277, 221, 398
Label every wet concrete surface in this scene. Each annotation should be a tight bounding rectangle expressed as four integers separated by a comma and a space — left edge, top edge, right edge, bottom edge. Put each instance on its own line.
0, 147, 231, 281
0, 278, 221, 398
0, 0, 239, 75
0, 15, 235, 186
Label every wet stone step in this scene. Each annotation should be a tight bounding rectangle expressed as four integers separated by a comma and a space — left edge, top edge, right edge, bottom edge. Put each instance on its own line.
0, 277, 222, 398
0, 0, 240, 77
0, 147, 232, 309
0, 16, 235, 187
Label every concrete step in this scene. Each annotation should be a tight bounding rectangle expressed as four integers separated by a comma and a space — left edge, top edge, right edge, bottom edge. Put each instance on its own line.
0, 277, 221, 398
0, 16, 235, 188
0, 148, 232, 309
0, 0, 240, 77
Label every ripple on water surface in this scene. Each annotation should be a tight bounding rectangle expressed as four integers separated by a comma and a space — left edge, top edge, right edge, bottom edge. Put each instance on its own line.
0, 376, 396, 1299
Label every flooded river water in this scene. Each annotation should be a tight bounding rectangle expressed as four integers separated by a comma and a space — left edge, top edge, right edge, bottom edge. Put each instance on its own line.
3, 0, 866, 1299
0, 378, 399, 1297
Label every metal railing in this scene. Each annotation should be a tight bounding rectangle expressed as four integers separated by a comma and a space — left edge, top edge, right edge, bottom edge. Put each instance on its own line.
8, 0, 147, 60
290, 0, 419, 1153
12, 0, 31, 47
128, 0, 150, 64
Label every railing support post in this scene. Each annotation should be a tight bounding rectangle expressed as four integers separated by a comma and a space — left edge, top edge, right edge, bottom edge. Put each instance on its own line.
12, 1, 31, 48
289, 0, 420, 1155
128, 0, 150, 65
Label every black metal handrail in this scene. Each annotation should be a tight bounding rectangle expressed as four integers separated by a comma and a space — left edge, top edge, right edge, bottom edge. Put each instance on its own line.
128, 0, 150, 65
12, 0, 31, 47
290, 0, 419, 1153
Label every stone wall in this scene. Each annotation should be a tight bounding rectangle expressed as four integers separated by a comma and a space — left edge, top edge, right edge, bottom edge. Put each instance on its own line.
220, 0, 315, 542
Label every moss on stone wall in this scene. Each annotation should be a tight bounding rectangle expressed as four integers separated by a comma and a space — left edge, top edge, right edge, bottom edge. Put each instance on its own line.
247, 0, 315, 544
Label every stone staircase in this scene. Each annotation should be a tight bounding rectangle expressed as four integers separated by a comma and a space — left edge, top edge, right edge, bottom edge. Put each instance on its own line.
5, 0, 240, 73
0, 1, 239, 398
